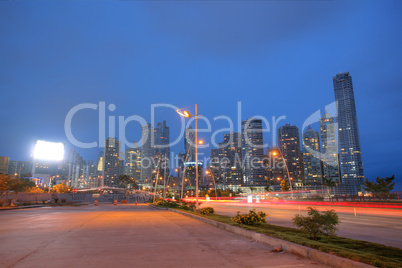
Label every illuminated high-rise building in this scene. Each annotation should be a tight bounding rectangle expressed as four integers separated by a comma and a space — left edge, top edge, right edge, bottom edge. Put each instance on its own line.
242, 118, 265, 186
125, 142, 141, 182
103, 137, 121, 187
7, 160, 32, 177
278, 124, 303, 186
333, 72, 364, 193
0, 156, 9, 175
154, 121, 170, 178
96, 151, 104, 175
302, 126, 322, 186
218, 132, 242, 190
319, 112, 340, 183
141, 124, 154, 185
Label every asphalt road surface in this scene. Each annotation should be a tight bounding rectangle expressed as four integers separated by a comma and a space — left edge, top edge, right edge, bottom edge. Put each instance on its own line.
199, 201, 402, 248
0, 204, 328, 268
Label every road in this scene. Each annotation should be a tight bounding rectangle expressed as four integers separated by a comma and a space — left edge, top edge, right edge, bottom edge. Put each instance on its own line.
0, 204, 327, 268
199, 201, 402, 248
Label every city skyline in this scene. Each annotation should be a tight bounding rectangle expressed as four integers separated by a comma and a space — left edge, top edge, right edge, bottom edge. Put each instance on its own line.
0, 82, 397, 191
0, 1, 401, 190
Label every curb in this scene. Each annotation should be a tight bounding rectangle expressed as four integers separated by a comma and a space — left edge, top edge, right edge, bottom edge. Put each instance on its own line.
148, 204, 168, 210
169, 208, 373, 268
0, 205, 44, 211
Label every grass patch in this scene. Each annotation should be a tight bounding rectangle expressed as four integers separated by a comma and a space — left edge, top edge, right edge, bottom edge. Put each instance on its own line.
164, 206, 402, 268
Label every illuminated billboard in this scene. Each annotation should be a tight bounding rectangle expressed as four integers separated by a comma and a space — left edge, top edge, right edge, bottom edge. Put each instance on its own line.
33, 140, 64, 161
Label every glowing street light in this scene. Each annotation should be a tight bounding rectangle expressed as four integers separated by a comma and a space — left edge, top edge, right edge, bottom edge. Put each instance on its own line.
272, 149, 294, 198
206, 169, 218, 201
176, 105, 200, 210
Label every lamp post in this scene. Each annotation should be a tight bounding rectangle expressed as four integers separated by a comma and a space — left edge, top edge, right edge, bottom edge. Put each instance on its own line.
153, 169, 160, 203
206, 169, 218, 201
176, 104, 200, 209
272, 149, 294, 198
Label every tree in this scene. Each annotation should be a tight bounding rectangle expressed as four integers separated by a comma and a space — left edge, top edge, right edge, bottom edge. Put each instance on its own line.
293, 207, 340, 240
117, 175, 139, 193
322, 176, 336, 197
0, 174, 13, 194
51, 184, 72, 193
9, 178, 35, 200
264, 185, 272, 192
28, 187, 45, 203
363, 175, 395, 199
280, 179, 290, 192
249, 187, 256, 193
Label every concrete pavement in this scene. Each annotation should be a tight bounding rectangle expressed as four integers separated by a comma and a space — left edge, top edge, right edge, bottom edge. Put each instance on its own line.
0, 204, 328, 268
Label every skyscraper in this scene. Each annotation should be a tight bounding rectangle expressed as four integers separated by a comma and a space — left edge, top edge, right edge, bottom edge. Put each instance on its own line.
218, 132, 242, 190
96, 151, 104, 175
154, 121, 170, 157
242, 118, 265, 186
319, 111, 340, 183
141, 123, 154, 185
302, 126, 322, 186
333, 72, 364, 192
154, 121, 170, 178
103, 137, 121, 187
278, 124, 303, 186
125, 142, 141, 182
7, 161, 32, 177
0, 156, 9, 175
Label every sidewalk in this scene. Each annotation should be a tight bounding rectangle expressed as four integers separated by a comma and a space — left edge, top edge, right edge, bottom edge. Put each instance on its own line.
1, 204, 329, 267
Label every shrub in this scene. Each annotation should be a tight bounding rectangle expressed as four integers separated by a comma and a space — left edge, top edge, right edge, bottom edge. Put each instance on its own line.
53, 198, 59, 203
200, 207, 215, 215
61, 198, 67, 203
232, 209, 267, 225
292, 207, 340, 240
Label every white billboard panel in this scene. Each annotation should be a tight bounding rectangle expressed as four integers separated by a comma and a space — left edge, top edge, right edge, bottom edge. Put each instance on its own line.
33, 140, 64, 161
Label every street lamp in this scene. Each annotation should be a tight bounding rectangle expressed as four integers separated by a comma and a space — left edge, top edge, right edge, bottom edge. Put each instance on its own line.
153, 169, 160, 203
176, 104, 200, 209
206, 169, 218, 201
272, 149, 294, 198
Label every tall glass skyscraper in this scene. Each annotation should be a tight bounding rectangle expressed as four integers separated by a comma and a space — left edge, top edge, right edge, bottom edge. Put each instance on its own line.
218, 132, 242, 190
125, 142, 141, 182
277, 124, 303, 186
333, 72, 364, 191
302, 126, 322, 186
103, 137, 121, 187
154, 121, 170, 158
141, 123, 154, 185
154, 121, 170, 178
242, 118, 265, 186
319, 111, 340, 183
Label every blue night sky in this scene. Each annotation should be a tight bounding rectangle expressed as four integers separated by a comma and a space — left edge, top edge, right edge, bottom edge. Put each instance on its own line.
0, 1, 401, 189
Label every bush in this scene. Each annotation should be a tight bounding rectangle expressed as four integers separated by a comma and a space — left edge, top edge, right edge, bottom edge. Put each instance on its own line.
232, 209, 267, 225
293, 207, 340, 240
153, 199, 200, 211
61, 198, 67, 203
200, 207, 215, 215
